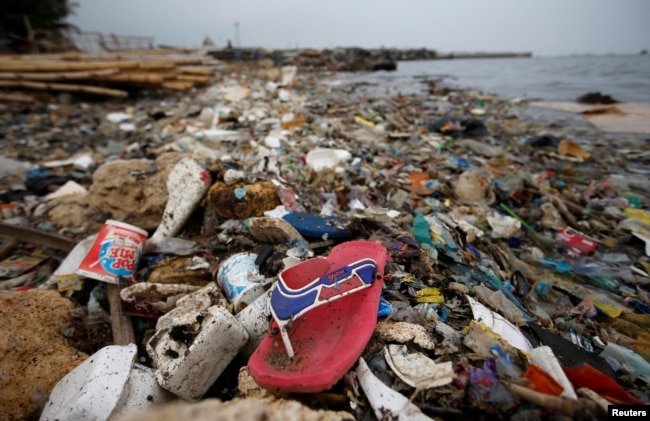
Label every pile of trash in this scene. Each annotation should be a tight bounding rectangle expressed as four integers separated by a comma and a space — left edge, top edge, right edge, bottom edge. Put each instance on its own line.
1, 59, 649, 420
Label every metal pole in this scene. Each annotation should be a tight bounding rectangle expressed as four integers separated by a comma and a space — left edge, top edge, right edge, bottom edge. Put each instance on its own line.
235, 21, 240, 48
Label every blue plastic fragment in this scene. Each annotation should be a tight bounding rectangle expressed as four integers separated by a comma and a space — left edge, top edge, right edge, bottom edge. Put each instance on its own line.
37, 221, 54, 230
489, 344, 519, 378
283, 212, 350, 239
637, 301, 650, 314
234, 187, 247, 200
377, 297, 393, 317
539, 258, 571, 273
449, 157, 473, 169
466, 244, 481, 262
437, 305, 449, 322
27, 168, 51, 179
535, 281, 549, 296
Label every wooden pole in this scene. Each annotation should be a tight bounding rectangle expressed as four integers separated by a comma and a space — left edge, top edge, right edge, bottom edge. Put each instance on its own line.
175, 74, 212, 84
0, 69, 120, 81
101, 72, 168, 84
0, 61, 140, 72
162, 80, 196, 91
107, 284, 136, 346
0, 222, 76, 251
177, 66, 215, 76
0, 80, 128, 97
0, 92, 36, 102
0, 60, 185, 72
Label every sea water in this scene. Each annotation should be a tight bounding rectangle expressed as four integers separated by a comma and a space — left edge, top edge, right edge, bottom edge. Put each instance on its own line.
337, 54, 650, 102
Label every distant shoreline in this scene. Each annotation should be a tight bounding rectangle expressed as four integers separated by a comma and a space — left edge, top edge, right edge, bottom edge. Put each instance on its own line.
428, 51, 532, 60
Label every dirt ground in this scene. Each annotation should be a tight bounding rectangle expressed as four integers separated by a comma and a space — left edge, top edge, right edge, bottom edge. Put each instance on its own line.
0, 290, 88, 420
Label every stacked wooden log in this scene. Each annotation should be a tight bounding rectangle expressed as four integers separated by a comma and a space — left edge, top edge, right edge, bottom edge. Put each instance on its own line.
0, 49, 221, 98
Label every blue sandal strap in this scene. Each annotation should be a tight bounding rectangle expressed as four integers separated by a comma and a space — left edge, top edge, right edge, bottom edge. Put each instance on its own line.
270, 258, 378, 357
272, 258, 377, 320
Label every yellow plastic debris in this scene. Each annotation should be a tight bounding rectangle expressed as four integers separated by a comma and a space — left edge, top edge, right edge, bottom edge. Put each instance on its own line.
415, 287, 445, 303
354, 116, 375, 127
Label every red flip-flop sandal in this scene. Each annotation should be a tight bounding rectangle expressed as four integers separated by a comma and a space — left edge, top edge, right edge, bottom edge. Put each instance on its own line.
248, 240, 387, 393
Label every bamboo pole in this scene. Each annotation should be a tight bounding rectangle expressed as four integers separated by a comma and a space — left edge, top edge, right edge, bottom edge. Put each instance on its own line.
0, 80, 128, 97
137, 60, 199, 69
0, 68, 120, 81
0, 60, 191, 72
58, 49, 194, 61
0, 61, 140, 72
55, 54, 204, 64
0, 92, 36, 102
175, 74, 212, 84
177, 66, 215, 76
162, 80, 196, 91
0, 49, 201, 62
101, 73, 167, 84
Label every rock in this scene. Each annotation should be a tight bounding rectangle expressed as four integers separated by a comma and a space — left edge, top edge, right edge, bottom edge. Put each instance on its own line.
577, 91, 618, 104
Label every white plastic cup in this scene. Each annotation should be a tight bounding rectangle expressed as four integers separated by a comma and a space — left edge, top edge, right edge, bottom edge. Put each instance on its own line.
216, 252, 270, 313
236, 290, 272, 358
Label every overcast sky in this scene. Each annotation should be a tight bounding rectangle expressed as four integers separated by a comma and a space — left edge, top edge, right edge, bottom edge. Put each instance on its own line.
67, 0, 649, 56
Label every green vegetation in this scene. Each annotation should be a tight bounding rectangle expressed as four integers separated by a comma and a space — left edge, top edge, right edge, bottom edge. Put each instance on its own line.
0, 0, 77, 48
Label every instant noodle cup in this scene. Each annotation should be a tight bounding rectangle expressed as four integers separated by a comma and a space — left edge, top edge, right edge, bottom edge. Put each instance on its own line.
76, 220, 147, 284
